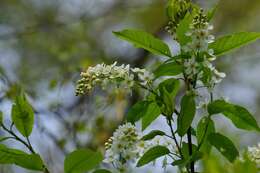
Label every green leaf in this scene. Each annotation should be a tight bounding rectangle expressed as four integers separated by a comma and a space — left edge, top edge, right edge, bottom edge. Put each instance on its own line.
201, 67, 213, 85
181, 142, 198, 160
166, 0, 191, 24
0, 144, 44, 171
207, 3, 218, 21
197, 117, 215, 153
113, 29, 172, 57
209, 32, 260, 56
184, 151, 203, 166
177, 94, 196, 136
158, 79, 180, 98
175, 143, 202, 167
208, 133, 239, 162
190, 127, 197, 137
154, 62, 183, 78
141, 130, 166, 141
142, 102, 161, 130
233, 156, 258, 173
172, 154, 202, 167
158, 79, 180, 116
137, 145, 170, 167
208, 100, 260, 131
64, 149, 103, 173
126, 101, 151, 123
11, 93, 34, 137
93, 169, 112, 173
208, 100, 232, 114
176, 13, 193, 46
166, 0, 176, 20
15, 154, 44, 171
171, 159, 186, 166
127, 100, 161, 130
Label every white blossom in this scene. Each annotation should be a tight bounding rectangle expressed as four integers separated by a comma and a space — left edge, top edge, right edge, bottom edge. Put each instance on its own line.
184, 56, 199, 79
246, 143, 260, 165
104, 123, 179, 172
185, 23, 215, 53
75, 62, 154, 96
131, 67, 154, 86
104, 123, 145, 172
182, 9, 226, 89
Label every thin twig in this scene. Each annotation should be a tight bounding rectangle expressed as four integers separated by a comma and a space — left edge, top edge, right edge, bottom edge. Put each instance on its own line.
167, 118, 183, 158
1, 124, 35, 153
0, 124, 51, 173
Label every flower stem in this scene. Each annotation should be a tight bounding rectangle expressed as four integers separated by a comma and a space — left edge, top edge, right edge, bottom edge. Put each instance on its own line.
187, 127, 195, 173
167, 118, 183, 158
184, 74, 196, 173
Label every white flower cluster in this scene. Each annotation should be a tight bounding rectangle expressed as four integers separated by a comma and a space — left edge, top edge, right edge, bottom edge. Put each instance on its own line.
183, 9, 226, 89
202, 60, 226, 87
185, 24, 214, 53
104, 123, 179, 172
104, 123, 145, 172
75, 62, 154, 96
246, 143, 260, 165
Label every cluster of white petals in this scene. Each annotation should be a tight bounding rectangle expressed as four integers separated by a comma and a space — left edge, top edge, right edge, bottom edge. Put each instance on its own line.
183, 9, 226, 89
104, 123, 146, 172
185, 23, 215, 53
104, 123, 179, 172
76, 62, 154, 96
246, 143, 260, 165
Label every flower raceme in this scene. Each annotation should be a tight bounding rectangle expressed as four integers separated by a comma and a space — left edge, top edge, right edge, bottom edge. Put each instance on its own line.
103, 123, 178, 172
183, 9, 226, 89
75, 62, 154, 96
185, 12, 215, 53
104, 123, 144, 172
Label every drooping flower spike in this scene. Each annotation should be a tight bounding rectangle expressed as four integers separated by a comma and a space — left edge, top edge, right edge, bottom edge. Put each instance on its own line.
75, 62, 154, 96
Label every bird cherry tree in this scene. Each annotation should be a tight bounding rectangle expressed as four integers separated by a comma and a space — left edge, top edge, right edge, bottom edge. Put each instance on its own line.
0, 0, 260, 173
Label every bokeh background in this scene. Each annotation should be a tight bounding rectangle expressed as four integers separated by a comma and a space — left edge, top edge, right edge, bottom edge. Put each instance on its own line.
0, 0, 260, 172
